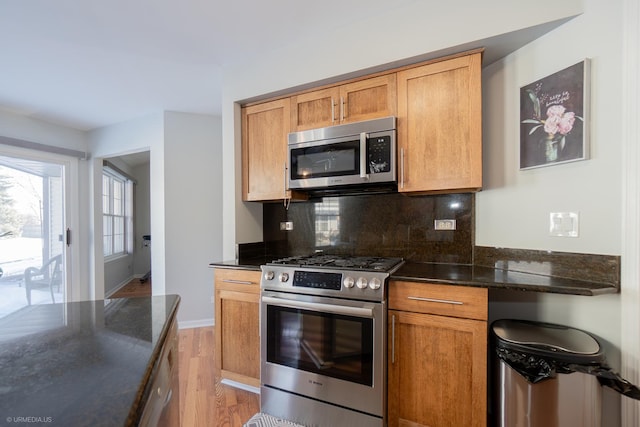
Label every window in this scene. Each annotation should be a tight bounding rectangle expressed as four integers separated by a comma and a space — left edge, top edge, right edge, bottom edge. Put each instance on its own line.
314, 198, 340, 247
102, 169, 132, 257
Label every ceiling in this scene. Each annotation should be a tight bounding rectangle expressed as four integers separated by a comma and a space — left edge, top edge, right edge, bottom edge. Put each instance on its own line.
0, 2, 574, 134
0, 0, 424, 131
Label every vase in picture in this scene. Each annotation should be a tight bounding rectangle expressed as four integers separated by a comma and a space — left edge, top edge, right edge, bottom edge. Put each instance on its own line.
544, 135, 558, 162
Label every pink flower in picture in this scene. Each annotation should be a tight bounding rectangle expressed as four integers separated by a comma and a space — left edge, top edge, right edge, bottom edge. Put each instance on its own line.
543, 105, 575, 136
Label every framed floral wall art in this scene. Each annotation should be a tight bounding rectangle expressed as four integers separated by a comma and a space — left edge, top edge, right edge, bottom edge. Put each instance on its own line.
520, 59, 591, 170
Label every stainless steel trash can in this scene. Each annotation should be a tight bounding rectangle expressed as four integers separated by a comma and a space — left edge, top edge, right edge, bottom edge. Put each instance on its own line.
492, 319, 605, 427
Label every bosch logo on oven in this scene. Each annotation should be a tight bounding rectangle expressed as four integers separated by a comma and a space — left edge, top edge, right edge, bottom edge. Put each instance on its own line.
309, 379, 323, 386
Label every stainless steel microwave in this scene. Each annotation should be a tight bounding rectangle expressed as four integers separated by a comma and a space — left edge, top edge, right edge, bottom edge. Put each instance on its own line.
288, 116, 396, 191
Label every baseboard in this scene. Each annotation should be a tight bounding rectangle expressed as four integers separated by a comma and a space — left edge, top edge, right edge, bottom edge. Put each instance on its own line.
178, 318, 214, 329
105, 276, 135, 298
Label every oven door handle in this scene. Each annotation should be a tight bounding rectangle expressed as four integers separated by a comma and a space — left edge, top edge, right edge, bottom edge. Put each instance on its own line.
262, 295, 374, 318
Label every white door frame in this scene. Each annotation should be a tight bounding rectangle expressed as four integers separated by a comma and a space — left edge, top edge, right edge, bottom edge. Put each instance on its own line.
621, 0, 640, 424
0, 144, 81, 303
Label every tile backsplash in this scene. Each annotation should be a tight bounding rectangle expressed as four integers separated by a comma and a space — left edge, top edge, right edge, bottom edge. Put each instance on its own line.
263, 192, 474, 264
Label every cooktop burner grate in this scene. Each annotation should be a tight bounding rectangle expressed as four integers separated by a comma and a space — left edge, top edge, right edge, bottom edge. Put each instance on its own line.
269, 254, 404, 272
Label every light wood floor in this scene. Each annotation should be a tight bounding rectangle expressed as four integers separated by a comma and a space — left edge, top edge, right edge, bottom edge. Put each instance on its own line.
179, 326, 260, 426
113, 279, 260, 426
110, 278, 153, 298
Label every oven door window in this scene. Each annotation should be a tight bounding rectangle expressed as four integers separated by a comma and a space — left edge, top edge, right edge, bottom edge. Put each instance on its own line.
266, 305, 373, 386
290, 140, 360, 179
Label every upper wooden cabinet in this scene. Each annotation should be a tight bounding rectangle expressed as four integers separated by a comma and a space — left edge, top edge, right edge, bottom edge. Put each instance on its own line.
397, 53, 482, 194
241, 50, 482, 201
242, 98, 293, 202
291, 74, 397, 131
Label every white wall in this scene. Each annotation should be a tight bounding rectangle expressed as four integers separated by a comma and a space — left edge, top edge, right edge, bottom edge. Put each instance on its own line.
90, 111, 222, 326
133, 162, 151, 278
478, 1, 625, 422
163, 111, 222, 327
0, 108, 87, 153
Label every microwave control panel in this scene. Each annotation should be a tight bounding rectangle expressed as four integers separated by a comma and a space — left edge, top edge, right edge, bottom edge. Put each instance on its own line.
367, 136, 391, 174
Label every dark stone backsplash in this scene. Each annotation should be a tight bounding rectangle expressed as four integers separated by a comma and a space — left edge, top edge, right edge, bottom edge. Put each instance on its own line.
263, 192, 475, 263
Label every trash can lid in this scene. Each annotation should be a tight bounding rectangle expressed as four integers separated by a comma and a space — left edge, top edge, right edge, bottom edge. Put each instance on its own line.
492, 319, 603, 362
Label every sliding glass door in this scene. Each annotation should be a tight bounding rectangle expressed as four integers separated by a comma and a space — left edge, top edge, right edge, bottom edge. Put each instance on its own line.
0, 153, 68, 318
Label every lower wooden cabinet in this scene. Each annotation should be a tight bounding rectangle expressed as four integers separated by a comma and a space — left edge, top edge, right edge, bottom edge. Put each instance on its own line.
214, 268, 261, 388
388, 281, 488, 427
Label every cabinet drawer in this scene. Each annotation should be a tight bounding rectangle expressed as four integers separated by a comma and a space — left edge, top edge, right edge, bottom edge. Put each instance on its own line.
388, 280, 487, 320
214, 268, 261, 293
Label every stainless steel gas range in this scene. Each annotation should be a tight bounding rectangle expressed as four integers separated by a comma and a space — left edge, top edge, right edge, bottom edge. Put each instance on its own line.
260, 254, 404, 427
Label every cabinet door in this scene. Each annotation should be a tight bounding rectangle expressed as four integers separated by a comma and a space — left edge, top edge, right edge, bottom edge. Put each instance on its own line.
340, 74, 396, 124
242, 99, 291, 201
291, 74, 396, 131
388, 310, 487, 427
397, 53, 482, 193
214, 269, 261, 388
291, 87, 340, 131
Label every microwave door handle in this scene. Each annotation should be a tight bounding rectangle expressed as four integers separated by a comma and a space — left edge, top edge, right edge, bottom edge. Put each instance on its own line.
360, 132, 368, 179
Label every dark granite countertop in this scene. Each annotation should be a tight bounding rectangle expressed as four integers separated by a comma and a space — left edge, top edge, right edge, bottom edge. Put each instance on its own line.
209, 258, 265, 271
209, 259, 618, 296
393, 262, 618, 296
0, 295, 180, 427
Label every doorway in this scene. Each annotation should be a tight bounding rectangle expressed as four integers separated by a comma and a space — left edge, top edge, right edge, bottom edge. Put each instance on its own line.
102, 151, 151, 297
0, 154, 67, 318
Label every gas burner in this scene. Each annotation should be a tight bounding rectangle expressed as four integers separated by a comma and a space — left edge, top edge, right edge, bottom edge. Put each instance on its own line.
269, 254, 404, 273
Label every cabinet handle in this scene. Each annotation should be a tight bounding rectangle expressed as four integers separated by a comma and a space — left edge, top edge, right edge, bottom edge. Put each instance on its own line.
340, 96, 346, 121
400, 147, 405, 189
222, 279, 256, 285
331, 98, 336, 123
407, 296, 464, 305
391, 314, 396, 364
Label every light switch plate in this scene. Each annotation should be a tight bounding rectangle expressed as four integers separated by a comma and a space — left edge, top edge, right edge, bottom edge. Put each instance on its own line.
549, 212, 579, 237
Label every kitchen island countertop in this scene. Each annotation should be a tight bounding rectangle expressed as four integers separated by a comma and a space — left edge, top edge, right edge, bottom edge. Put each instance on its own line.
0, 294, 180, 426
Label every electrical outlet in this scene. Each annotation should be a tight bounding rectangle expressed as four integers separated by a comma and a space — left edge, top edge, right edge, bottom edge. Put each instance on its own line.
280, 221, 294, 231
434, 219, 456, 230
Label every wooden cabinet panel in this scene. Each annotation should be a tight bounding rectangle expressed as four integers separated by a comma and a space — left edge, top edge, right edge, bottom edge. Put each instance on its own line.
397, 53, 482, 193
340, 74, 397, 124
291, 87, 340, 131
242, 99, 291, 201
290, 74, 396, 131
388, 310, 487, 427
214, 268, 261, 388
389, 281, 487, 321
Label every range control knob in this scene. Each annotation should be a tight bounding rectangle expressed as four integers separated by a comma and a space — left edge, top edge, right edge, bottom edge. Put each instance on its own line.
369, 277, 382, 290
356, 277, 368, 289
264, 271, 275, 281
279, 272, 289, 283
343, 276, 355, 288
